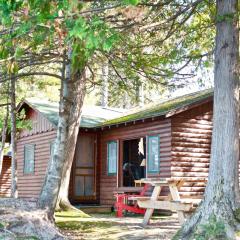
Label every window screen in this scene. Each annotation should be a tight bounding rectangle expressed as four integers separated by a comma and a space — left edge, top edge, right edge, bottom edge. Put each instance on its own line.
147, 135, 160, 173
24, 144, 35, 174
107, 141, 118, 175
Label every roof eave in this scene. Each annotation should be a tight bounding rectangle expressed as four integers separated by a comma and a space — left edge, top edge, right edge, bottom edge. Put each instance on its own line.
99, 95, 213, 129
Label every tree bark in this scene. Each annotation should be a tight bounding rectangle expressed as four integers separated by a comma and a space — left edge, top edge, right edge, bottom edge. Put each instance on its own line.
101, 62, 109, 108
0, 105, 9, 174
178, 0, 240, 239
10, 76, 17, 198
37, 47, 87, 218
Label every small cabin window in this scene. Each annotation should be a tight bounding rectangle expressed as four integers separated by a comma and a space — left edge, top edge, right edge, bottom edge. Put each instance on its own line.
24, 144, 35, 174
147, 135, 160, 173
107, 141, 118, 175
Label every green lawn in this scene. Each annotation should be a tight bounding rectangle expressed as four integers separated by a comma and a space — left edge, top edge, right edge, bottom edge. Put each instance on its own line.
55, 210, 125, 240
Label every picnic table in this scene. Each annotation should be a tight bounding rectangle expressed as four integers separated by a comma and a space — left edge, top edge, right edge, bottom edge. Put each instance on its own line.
131, 178, 206, 226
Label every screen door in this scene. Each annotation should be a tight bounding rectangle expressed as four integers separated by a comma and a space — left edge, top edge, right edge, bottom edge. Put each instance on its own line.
73, 134, 96, 200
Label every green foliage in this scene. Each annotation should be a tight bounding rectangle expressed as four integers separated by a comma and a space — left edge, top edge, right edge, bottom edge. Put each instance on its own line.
0, 0, 216, 110
193, 216, 227, 240
16, 109, 32, 131
0, 222, 4, 229
68, 15, 119, 71
216, 13, 235, 23
123, 0, 139, 5
234, 208, 240, 221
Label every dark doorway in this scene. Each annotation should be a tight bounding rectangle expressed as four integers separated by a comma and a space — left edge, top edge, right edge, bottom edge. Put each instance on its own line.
122, 138, 146, 187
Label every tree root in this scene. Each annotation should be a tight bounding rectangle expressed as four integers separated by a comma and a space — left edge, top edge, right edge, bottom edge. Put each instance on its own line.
174, 201, 240, 240
0, 198, 65, 240
55, 198, 90, 218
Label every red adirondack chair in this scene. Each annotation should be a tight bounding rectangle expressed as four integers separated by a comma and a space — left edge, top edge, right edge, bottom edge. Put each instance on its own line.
114, 184, 151, 217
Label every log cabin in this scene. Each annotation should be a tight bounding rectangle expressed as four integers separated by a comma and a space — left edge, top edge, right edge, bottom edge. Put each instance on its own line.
1, 89, 214, 206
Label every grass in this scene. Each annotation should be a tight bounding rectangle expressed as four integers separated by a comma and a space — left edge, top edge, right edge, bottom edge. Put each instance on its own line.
55, 209, 90, 220
55, 210, 117, 233
55, 210, 180, 240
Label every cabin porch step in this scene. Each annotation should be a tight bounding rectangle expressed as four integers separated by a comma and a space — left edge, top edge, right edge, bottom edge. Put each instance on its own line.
75, 205, 112, 214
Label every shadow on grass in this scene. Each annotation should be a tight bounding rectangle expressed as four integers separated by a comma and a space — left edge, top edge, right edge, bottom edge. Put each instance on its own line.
56, 220, 114, 232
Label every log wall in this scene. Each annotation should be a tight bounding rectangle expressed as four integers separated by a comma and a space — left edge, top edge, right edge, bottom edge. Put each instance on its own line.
100, 119, 172, 206
171, 102, 213, 198
17, 130, 57, 199
0, 156, 11, 197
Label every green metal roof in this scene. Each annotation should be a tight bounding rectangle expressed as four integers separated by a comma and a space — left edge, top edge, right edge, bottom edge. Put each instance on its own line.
23, 99, 125, 128
22, 89, 213, 129
101, 89, 213, 126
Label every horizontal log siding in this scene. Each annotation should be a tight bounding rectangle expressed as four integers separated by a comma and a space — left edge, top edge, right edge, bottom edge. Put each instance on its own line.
17, 130, 56, 199
0, 156, 11, 197
171, 102, 213, 198
100, 119, 172, 206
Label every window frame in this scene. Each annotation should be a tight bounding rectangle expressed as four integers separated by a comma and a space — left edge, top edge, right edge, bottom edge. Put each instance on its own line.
23, 144, 35, 174
107, 140, 118, 176
147, 135, 160, 174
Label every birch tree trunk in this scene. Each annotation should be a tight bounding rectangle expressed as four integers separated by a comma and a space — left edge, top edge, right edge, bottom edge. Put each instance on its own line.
101, 62, 109, 108
0, 105, 9, 174
37, 48, 87, 218
178, 0, 240, 239
10, 76, 17, 198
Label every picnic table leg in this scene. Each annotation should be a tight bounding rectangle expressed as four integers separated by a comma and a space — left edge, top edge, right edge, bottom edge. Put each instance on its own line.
169, 184, 185, 224
115, 195, 124, 217
142, 186, 161, 226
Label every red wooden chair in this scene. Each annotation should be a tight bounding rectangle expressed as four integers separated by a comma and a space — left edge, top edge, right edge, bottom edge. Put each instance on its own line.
114, 184, 151, 217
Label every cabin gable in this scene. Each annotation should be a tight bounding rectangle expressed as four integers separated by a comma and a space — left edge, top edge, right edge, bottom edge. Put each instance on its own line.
19, 104, 55, 138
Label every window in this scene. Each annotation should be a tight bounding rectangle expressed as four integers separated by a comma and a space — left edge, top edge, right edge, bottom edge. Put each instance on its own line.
147, 135, 160, 173
107, 141, 118, 175
24, 144, 35, 174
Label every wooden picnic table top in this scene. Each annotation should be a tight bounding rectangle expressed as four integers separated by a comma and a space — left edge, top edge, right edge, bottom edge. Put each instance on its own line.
140, 178, 183, 186
114, 187, 143, 194
139, 177, 208, 186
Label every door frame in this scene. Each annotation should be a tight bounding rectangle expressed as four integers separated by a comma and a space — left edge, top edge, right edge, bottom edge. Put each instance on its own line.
118, 135, 147, 188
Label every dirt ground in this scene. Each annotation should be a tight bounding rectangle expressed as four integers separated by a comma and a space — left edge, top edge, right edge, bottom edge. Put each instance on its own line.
56, 212, 180, 240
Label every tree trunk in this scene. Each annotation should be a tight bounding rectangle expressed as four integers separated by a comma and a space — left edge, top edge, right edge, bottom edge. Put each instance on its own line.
101, 62, 109, 108
177, 0, 240, 239
0, 105, 9, 174
10, 76, 17, 198
55, 165, 73, 211
37, 47, 87, 219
